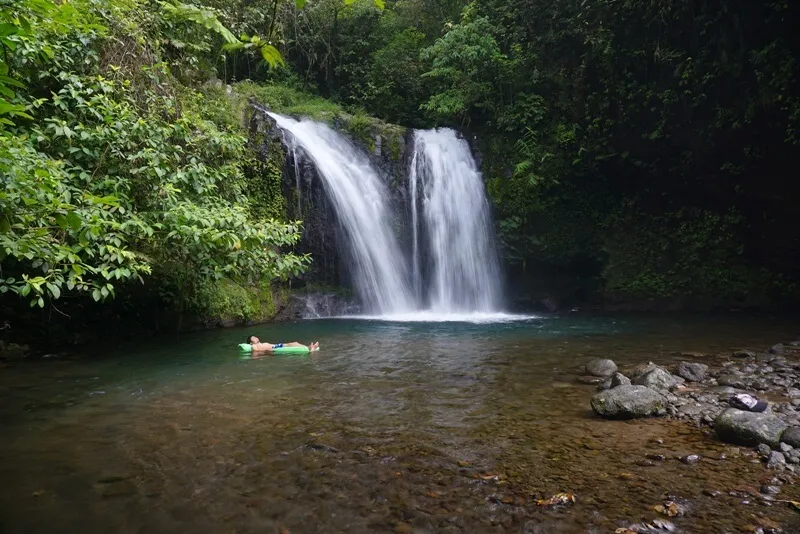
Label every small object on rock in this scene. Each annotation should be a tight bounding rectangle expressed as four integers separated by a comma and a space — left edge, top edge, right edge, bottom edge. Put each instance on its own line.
781, 427, 800, 448
730, 394, 768, 413
676, 361, 708, 382
634, 367, 678, 391
769, 343, 786, 355
585, 358, 618, 377
646, 453, 666, 461
591, 386, 667, 419
757, 443, 772, 458
611, 372, 631, 388
766, 451, 786, 470
715, 409, 788, 448
680, 454, 701, 465
733, 350, 756, 358
702, 489, 721, 497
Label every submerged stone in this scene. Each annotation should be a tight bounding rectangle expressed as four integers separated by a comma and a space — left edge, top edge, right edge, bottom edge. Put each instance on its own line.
591, 385, 667, 419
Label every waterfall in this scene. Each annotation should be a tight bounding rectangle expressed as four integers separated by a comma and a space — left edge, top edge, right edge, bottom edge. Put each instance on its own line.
267, 112, 414, 314
265, 110, 507, 320
412, 128, 502, 312
408, 150, 421, 303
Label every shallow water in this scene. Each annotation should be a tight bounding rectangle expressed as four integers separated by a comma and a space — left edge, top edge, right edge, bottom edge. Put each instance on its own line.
1, 313, 800, 533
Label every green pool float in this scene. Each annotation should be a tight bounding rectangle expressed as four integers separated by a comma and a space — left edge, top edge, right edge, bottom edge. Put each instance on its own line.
238, 343, 310, 354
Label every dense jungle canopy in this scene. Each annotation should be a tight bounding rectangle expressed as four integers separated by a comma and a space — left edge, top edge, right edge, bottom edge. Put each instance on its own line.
1, 0, 800, 339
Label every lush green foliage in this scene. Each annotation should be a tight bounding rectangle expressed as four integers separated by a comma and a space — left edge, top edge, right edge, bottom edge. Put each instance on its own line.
0, 0, 309, 319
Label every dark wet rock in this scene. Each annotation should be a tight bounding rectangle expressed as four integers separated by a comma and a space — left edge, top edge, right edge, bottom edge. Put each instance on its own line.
717, 375, 745, 389
769, 343, 786, 355
715, 409, 787, 448
577, 375, 605, 385
757, 353, 776, 363
590, 385, 667, 419
585, 358, 618, 377
733, 349, 756, 358
636, 459, 657, 467
680, 454, 701, 465
757, 443, 772, 458
611, 372, 631, 387
767, 451, 786, 469
597, 377, 613, 391
634, 367, 677, 391
709, 386, 738, 396
781, 427, 800, 448
752, 380, 770, 391
676, 361, 708, 382
702, 489, 721, 497
646, 453, 666, 461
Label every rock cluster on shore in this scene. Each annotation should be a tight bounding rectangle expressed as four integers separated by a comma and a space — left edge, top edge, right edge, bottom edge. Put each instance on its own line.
582, 340, 800, 472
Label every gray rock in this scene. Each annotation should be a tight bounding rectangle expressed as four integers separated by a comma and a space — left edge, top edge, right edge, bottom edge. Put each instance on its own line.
760, 485, 781, 495
733, 350, 756, 358
634, 367, 678, 391
628, 362, 659, 382
779, 442, 793, 453
676, 362, 708, 382
781, 427, 800, 448
715, 409, 787, 448
787, 387, 800, 399
717, 375, 745, 389
767, 451, 786, 469
769, 343, 786, 355
757, 443, 772, 458
590, 385, 667, 419
610, 372, 631, 387
584, 358, 618, 377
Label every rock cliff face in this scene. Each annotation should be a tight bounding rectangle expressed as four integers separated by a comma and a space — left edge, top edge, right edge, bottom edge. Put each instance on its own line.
245, 103, 411, 301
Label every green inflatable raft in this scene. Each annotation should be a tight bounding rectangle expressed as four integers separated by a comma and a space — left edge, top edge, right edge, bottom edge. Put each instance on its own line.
238, 343, 310, 354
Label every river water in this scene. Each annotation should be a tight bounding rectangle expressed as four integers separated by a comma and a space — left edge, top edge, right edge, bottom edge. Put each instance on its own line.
1, 313, 799, 533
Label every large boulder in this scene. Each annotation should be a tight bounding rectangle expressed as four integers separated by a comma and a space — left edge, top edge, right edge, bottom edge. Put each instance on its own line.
634, 367, 678, 391
585, 358, 618, 377
782, 427, 800, 448
715, 409, 787, 448
591, 386, 667, 419
676, 362, 708, 382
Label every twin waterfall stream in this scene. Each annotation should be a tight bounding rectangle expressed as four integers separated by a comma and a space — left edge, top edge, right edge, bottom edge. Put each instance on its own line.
268, 112, 503, 319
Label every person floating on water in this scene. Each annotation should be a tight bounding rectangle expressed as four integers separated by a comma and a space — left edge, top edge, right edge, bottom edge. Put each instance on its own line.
245, 335, 319, 353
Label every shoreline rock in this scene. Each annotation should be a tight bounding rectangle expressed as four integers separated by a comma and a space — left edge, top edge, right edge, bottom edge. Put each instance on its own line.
591, 385, 667, 419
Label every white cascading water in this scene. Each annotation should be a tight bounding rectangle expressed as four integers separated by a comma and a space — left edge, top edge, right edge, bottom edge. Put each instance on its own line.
411, 128, 502, 313
266, 109, 513, 321
267, 112, 414, 314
